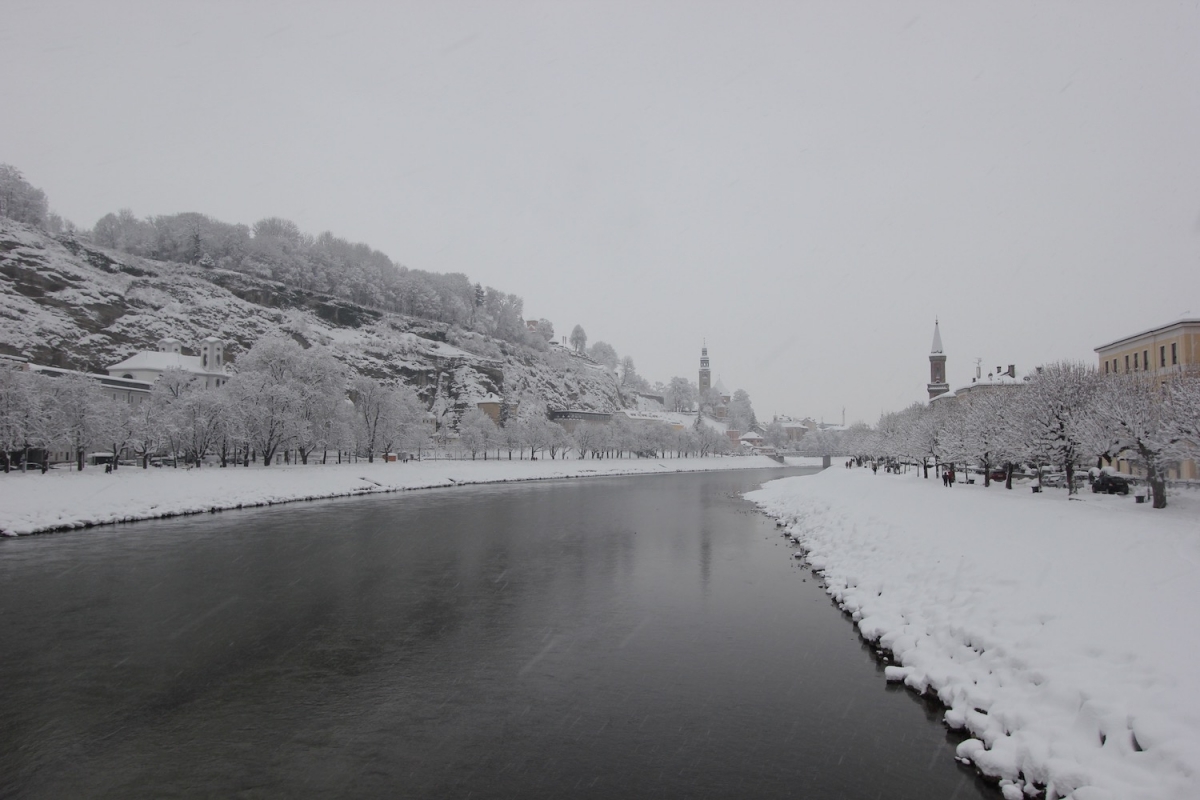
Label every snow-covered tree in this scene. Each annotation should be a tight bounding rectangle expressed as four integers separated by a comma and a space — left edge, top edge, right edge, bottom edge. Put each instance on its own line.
227, 341, 305, 466
664, 377, 697, 412
292, 347, 347, 464
0, 368, 52, 471
458, 407, 497, 460
573, 421, 605, 458
47, 373, 106, 471
728, 389, 757, 432
351, 376, 401, 463
535, 418, 572, 459
1019, 362, 1101, 493
385, 383, 427, 458
960, 389, 1023, 486
1165, 371, 1200, 465
0, 164, 49, 227
569, 324, 587, 353
1089, 372, 1179, 508
588, 341, 619, 370
619, 356, 648, 392
696, 423, 727, 456
763, 419, 788, 450
173, 388, 224, 466
903, 404, 940, 478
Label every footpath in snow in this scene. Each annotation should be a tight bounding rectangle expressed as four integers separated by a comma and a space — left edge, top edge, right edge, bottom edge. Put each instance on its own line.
747, 468, 1200, 800
0, 455, 809, 537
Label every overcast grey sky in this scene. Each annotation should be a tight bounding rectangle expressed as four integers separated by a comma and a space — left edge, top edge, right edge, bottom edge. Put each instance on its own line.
4, 1, 1199, 423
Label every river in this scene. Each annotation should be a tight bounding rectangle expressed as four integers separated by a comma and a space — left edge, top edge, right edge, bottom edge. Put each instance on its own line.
0, 466, 997, 798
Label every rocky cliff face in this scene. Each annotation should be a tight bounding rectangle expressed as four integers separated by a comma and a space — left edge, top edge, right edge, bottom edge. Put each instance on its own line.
0, 219, 625, 424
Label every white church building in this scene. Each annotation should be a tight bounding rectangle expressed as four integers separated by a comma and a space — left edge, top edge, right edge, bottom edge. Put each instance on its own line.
106, 336, 229, 388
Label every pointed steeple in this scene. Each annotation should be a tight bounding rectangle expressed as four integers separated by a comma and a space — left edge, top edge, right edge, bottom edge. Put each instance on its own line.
927, 319, 948, 400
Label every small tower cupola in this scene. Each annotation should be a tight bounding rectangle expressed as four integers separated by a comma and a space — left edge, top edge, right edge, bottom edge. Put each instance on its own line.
927, 319, 949, 400
158, 337, 182, 354
199, 336, 225, 371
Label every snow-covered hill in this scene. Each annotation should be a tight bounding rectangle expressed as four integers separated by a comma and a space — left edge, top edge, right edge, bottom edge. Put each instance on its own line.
0, 219, 623, 424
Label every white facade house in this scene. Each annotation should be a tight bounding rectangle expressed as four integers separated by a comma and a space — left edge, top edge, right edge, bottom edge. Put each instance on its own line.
107, 337, 229, 388
739, 430, 764, 446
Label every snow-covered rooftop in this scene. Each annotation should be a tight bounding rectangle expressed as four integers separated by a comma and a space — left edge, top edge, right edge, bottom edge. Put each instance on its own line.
1093, 317, 1200, 352
107, 351, 218, 374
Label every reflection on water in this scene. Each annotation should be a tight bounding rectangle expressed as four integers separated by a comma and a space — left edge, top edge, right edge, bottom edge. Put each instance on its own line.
0, 468, 996, 798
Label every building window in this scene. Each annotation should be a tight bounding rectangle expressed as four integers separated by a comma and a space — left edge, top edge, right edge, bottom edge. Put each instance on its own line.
1172, 343, 1178, 365
1125, 355, 1129, 372
1105, 361, 1109, 374
1143, 350, 1148, 371
1134, 352, 1139, 370
1161, 345, 1166, 367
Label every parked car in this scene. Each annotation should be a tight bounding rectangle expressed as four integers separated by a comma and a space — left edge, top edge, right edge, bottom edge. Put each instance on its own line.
1092, 472, 1131, 495
989, 469, 1007, 482
1041, 470, 1067, 488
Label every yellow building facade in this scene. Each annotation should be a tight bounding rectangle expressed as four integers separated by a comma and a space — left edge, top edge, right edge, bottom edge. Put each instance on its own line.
1095, 318, 1200, 480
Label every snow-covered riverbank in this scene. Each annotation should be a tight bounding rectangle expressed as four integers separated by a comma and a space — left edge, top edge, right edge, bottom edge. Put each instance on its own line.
0, 455, 811, 537
747, 468, 1200, 800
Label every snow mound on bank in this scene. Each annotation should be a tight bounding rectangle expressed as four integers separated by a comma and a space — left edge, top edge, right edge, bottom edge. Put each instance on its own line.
747, 468, 1200, 800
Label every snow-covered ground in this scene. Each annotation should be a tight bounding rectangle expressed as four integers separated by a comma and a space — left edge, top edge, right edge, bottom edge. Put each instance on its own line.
747, 468, 1200, 800
0, 455, 813, 537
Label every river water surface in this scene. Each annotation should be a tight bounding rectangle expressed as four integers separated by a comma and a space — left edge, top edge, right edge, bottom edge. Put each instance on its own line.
0, 467, 996, 799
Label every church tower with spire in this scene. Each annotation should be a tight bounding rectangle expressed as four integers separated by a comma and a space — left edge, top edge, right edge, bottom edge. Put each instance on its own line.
699, 343, 711, 396
927, 320, 949, 400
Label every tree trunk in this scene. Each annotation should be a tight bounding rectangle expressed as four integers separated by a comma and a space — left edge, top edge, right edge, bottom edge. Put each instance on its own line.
1147, 461, 1168, 508
1151, 474, 1167, 508
77, 449, 84, 472
1065, 462, 1076, 495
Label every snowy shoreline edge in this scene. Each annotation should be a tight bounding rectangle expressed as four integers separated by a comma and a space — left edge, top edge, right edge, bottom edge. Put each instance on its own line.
0, 455, 812, 538
746, 468, 1200, 800
763, 510, 1006, 795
